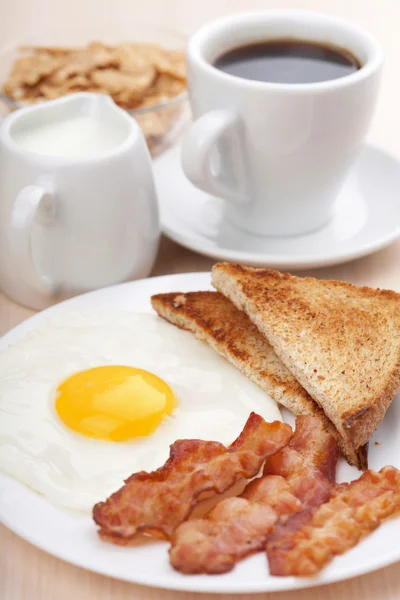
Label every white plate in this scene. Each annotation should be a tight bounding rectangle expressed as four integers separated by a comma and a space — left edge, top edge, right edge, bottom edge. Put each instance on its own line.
154, 144, 400, 269
1, 272, 400, 594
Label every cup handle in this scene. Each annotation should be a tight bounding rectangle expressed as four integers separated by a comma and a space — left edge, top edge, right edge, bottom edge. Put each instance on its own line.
9, 185, 57, 296
181, 109, 248, 203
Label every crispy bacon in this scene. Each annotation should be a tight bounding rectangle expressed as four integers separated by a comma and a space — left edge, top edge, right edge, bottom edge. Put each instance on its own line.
93, 413, 292, 543
268, 466, 400, 577
265, 416, 339, 566
169, 476, 301, 574
264, 413, 338, 482
170, 416, 338, 574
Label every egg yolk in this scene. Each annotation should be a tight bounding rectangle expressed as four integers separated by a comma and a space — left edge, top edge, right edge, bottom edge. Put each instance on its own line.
55, 365, 176, 442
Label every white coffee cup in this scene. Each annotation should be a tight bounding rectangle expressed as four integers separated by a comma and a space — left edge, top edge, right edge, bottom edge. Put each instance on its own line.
0, 93, 160, 310
182, 11, 383, 237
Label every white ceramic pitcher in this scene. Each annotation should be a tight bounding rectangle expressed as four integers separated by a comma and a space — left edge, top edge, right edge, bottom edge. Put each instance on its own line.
0, 93, 160, 309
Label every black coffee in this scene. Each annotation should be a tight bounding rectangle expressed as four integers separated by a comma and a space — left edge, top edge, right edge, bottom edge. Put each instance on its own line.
214, 39, 360, 84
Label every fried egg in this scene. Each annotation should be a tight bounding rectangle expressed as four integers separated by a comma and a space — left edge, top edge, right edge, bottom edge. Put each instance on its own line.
0, 310, 281, 512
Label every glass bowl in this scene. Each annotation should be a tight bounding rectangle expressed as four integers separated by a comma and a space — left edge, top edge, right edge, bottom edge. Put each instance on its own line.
0, 22, 190, 157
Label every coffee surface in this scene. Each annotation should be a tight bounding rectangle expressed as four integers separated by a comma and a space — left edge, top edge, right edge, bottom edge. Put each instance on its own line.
214, 39, 360, 84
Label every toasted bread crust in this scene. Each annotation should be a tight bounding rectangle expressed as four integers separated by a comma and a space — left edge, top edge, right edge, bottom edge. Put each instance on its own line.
212, 263, 400, 452
151, 291, 368, 469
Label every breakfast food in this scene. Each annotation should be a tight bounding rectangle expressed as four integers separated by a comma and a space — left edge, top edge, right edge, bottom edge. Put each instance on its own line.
212, 263, 400, 463
170, 416, 338, 574
151, 291, 314, 413
4, 43, 185, 109
2, 266, 400, 581
94, 407, 400, 578
264, 414, 338, 564
3, 42, 187, 156
0, 310, 281, 512
269, 466, 400, 576
2, 257, 400, 584
170, 470, 302, 574
93, 413, 292, 542
151, 291, 367, 468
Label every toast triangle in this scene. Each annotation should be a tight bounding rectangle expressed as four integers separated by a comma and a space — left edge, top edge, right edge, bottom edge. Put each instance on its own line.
212, 263, 400, 453
151, 290, 367, 468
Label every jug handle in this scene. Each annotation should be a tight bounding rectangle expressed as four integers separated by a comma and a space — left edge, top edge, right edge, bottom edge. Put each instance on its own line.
9, 185, 56, 296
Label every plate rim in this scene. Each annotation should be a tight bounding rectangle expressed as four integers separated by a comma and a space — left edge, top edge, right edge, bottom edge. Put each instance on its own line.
1, 271, 400, 594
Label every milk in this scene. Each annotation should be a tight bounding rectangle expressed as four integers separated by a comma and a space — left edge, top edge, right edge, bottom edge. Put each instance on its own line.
12, 116, 127, 158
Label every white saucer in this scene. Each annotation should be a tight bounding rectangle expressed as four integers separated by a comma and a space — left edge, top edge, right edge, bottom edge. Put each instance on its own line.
153, 144, 400, 269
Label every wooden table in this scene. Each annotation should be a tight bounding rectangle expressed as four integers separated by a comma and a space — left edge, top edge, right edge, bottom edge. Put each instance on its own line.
2, 0, 400, 598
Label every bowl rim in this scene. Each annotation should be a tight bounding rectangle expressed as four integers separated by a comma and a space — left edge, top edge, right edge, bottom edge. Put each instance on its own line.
0, 22, 189, 115
1, 90, 189, 115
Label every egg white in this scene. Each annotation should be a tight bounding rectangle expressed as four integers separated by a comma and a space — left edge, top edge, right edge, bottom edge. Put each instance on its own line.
0, 310, 281, 513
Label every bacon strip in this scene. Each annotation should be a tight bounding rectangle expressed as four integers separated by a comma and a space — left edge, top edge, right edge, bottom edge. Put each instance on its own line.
93, 413, 292, 543
264, 413, 338, 482
265, 415, 339, 566
169, 475, 301, 574
268, 466, 400, 577
170, 416, 338, 574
